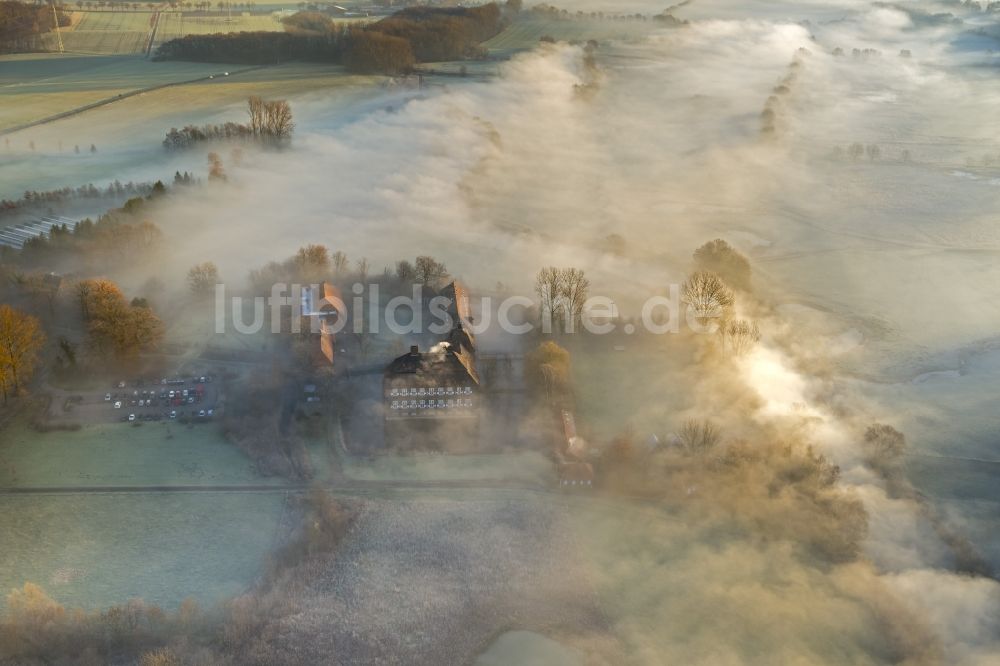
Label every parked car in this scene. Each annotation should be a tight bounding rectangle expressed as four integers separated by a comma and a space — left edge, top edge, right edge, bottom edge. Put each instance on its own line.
104, 393, 111, 401
128, 414, 136, 422
169, 410, 177, 419
114, 401, 122, 409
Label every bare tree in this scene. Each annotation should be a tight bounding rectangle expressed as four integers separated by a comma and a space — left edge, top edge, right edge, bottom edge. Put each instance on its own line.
677, 419, 721, 455
559, 267, 589, 332
247, 95, 266, 135
355, 257, 370, 283
263, 99, 294, 141
682, 271, 734, 327
723, 319, 760, 355
331, 251, 349, 278
535, 266, 565, 333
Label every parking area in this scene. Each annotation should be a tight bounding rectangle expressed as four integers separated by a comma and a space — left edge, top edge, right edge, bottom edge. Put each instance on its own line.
56, 374, 222, 425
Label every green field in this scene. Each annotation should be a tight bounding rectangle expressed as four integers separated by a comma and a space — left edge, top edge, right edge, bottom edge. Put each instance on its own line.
43, 11, 155, 55
0, 53, 234, 131
0, 491, 286, 610
484, 16, 659, 55
0, 422, 272, 488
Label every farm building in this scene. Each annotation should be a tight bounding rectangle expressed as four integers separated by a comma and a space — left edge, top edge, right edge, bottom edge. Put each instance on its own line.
383, 281, 480, 449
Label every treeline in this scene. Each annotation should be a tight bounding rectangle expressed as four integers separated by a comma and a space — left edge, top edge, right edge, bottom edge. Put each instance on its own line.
1, 180, 156, 217
155, 29, 348, 65
154, 3, 505, 74
0, 1, 69, 53
163, 95, 294, 150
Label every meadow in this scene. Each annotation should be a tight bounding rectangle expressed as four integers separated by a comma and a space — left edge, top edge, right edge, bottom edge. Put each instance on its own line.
0, 491, 287, 610
0, 421, 274, 487
484, 15, 660, 55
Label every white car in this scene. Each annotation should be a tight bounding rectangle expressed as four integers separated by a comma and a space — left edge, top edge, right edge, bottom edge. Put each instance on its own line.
104, 393, 111, 401
114, 401, 122, 409
128, 414, 136, 422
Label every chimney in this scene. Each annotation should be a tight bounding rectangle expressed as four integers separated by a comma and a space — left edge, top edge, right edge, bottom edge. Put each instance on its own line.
409, 345, 419, 356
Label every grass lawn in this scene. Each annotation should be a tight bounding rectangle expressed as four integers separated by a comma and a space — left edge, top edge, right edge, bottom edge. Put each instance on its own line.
0, 491, 286, 610
0, 421, 273, 488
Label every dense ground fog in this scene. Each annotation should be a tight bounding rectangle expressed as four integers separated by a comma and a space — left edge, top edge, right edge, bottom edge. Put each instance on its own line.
4, 0, 1000, 663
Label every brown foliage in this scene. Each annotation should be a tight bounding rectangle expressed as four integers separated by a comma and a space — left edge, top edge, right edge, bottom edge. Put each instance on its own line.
0, 304, 44, 402
78, 278, 164, 359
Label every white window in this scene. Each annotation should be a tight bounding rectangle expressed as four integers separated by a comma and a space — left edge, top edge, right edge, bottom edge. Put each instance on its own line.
418, 387, 425, 395
391, 401, 398, 409
465, 398, 473, 407
464, 386, 472, 394
390, 388, 397, 396
447, 386, 454, 395
438, 399, 444, 407
419, 399, 426, 407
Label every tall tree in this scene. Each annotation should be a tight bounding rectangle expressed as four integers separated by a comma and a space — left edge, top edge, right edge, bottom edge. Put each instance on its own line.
187, 261, 220, 296
682, 271, 734, 327
0, 305, 45, 402
535, 267, 565, 332
294, 244, 330, 282
414, 255, 449, 288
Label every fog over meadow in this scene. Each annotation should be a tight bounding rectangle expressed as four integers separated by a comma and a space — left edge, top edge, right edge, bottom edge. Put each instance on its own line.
11, 0, 1000, 662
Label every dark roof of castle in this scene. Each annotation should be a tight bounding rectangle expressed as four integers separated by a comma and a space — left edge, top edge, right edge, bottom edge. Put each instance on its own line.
385, 343, 479, 385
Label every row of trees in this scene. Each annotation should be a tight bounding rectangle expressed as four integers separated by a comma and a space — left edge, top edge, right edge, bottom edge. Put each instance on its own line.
534, 267, 589, 333
247, 244, 450, 295
164, 96, 294, 150
155, 3, 505, 74
1, 180, 155, 216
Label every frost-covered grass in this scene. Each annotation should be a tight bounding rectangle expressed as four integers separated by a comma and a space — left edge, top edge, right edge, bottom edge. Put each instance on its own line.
0, 491, 286, 610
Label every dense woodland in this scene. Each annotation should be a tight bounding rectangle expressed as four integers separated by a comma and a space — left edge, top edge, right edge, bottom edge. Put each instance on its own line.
155, 3, 507, 73
0, 1, 68, 53
3, 186, 167, 272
